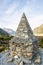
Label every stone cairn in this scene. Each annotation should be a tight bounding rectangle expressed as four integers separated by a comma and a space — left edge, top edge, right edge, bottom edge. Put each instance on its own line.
9, 13, 41, 65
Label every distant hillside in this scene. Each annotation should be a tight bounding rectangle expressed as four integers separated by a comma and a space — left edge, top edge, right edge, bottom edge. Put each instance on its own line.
33, 24, 43, 48
33, 24, 43, 35
0, 28, 9, 36
3, 28, 16, 36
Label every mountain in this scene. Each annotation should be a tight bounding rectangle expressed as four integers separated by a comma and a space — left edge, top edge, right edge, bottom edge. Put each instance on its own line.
0, 28, 9, 36
33, 24, 43, 36
3, 28, 16, 36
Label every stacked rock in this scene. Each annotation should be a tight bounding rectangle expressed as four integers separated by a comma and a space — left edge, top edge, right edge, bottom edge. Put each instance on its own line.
9, 13, 41, 65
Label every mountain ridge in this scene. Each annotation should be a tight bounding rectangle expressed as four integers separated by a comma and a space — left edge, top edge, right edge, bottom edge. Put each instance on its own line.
33, 24, 43, 34
0, 28, 9, 36
3, 28, 16, 35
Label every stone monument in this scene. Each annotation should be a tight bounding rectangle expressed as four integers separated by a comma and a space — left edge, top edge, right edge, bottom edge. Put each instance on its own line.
9, 13, 41, 65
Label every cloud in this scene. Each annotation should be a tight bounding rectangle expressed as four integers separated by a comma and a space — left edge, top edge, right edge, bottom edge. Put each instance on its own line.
5, 2, 17, 15
0, 0, 43, 31
5, 7, 14, 14
29, 14, 43, 29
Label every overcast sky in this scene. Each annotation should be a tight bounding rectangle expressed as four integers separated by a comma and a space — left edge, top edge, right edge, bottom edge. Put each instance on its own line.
0, 0, 43, 31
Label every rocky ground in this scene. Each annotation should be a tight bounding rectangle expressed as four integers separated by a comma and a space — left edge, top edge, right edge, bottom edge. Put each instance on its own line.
0, 48, 43, 65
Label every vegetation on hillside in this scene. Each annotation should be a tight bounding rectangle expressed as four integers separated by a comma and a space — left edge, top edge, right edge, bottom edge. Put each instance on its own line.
0, 35, 13, 52
39, 38, 43, 48
0, 46, 7, 52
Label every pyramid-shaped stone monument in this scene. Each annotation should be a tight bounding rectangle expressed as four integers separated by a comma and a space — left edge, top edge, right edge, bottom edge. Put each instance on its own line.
9, 13, 41, 65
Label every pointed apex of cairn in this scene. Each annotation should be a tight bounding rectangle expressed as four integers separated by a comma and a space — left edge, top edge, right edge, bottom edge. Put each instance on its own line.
22, 13, 26, 18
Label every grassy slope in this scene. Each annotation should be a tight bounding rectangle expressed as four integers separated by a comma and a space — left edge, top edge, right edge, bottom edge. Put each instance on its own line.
0, 35, 13, 52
